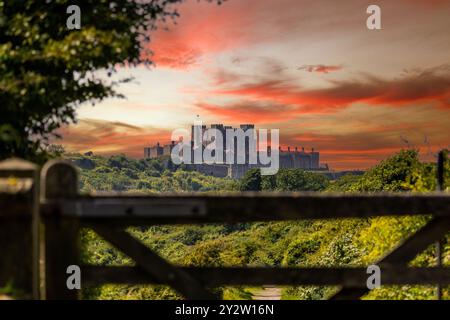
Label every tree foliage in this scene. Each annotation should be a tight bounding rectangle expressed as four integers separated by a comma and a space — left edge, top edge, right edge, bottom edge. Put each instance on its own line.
239, 168, 262, 191
0, 0, 221, 161
351, 149, 437, 192
69, 152, 238, 193
262, 168, 329, 192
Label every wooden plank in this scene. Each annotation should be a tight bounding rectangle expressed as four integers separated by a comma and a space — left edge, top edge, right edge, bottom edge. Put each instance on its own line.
0, 158, 38, 178
93, 227, 217, 300
380, 218, 450, 265
83, 266, 156, 285
0, 170, 38, 178
330, 217, 450, 300
0, 220, 34, 298
435, 150, 446, 299
41, 193, 450, 225
31, 168, 41, 300
0, 158, 38, 300
42, 160, 80, 300
437, 151, 445, 191
0, 193, 33, 218
82, 266, 450, 287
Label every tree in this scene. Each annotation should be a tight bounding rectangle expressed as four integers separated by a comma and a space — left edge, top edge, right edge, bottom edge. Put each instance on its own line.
0, 0, 222, 161
239, 168, 262, 191
46, 144, 65, 157
274, 169, 329, 191
352, 149, 436, 192
261, 174, 276, 191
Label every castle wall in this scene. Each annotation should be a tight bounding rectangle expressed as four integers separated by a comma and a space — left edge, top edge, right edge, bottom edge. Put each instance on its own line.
144, 124, 322, 179
186, 164, 229, 178
163, 143, 174, 156
310, 152, 320, 169
149, 146, 163, 158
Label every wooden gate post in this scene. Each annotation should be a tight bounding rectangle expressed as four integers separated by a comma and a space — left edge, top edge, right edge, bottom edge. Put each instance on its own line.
41, 160, 80, 300
435, 150, 446, 300
0, 158, 39, 299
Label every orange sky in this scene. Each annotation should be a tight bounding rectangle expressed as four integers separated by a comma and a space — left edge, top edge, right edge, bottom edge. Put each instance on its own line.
60, 0, 450, 170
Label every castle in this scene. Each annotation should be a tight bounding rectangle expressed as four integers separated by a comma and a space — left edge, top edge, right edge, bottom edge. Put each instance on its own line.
144, 124, 324, 179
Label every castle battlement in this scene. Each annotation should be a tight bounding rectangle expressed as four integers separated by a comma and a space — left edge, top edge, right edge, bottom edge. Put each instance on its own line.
144, 124, 322, 178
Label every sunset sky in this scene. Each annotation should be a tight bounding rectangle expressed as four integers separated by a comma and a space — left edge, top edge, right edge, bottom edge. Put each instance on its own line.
60, 0, 450, 170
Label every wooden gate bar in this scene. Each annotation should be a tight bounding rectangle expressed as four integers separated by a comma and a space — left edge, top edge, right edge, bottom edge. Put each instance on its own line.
93, 227, 217, 300
42, 193, 450, 226
380, 217, 450, 265
332, 152, 449, 300
82, 266, 450, 287
331, 217, 450, 300
436, 151, 446, 299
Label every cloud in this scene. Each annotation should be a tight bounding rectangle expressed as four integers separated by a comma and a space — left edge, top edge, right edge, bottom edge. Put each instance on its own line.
150, 44, 203, 70
298, 64, 342, 74
57, 119, 172, 157
196, 101, 301, 124
146, 0, 259, 70
146, 0, 322, 70
145, 0, 450, 71
210, 65, 450, 112
403, 0, 450, 7
280, 126, 448, 170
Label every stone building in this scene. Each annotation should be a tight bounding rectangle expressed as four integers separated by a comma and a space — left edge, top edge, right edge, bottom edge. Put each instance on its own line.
144, 142, 163, 159
144, 124, 323, 179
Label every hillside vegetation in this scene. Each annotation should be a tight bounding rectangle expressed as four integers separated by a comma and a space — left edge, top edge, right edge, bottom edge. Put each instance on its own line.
67, 150, 450, 300
70, 153, 239, 193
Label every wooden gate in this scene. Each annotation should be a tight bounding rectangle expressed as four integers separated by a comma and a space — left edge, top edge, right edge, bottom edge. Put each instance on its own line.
0, 152, 449, 300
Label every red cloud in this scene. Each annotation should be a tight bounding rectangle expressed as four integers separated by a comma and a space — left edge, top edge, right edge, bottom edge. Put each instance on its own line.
197, 101, 301, 124
147, 0, 254, 69
151, 44, 203, 70
146, 0, 308, 69
144, 0, 450, 70
298, 64, 342, 74
211, 65, 450, 111
58, 119, 172, 158
281, 131, 447, 170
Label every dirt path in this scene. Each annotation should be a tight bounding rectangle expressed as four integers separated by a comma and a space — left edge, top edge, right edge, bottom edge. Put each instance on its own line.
252, 286, 282, 300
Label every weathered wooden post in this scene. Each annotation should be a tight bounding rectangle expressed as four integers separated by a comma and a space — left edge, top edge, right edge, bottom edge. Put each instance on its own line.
0, 158, 40, 299
435, 150, 446, 300
41, 160, 80, 299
